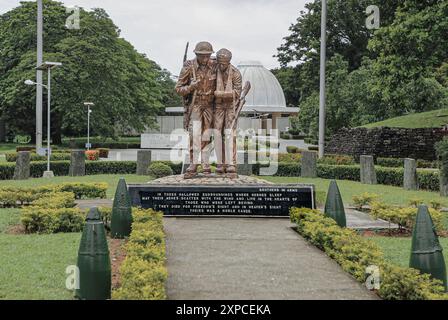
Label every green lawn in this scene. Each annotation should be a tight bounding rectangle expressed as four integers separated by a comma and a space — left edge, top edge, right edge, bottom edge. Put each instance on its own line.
362, 108, 448, 129
368, 236, 448, 271
0, 174, 152, 198
0, 208, 81, 299
261, 176, 448, 207
0, 174, 152, 299
0, 208, 20, 233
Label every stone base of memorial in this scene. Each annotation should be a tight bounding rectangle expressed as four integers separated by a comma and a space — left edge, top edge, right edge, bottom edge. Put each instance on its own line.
128, 175, 315, 217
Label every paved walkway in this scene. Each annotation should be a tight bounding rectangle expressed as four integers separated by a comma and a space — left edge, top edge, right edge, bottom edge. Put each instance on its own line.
164, 218, 377, 300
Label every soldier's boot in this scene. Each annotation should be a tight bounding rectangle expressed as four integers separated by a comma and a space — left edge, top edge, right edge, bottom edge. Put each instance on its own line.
226, 165, 238, 179
202, 164, 212, 176
184, 164, 198, 179
216, 164, 225, 175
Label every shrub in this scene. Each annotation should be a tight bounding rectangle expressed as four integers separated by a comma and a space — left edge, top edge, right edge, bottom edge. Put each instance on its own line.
31, 192, 76, 209
5, 152, 72, 162
308, 145, 318, 151
376, 158, 403, 168
0, 182, 107, 207
286, 146, 299, 154
370, 202, 443, 231
113, 208, 167, 300
277, 153, 302, 163
85, 150, 99, 161
319, 154, 355, 166
148, 162, 173, 178
352, 193, 379, 210
21, 207, 85, 233
290, 207, 447, 300
57, 182, 108, 199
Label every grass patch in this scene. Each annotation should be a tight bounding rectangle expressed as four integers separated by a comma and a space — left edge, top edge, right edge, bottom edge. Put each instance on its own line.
260, 176, 448, 207
0, 231, 81, 299
362, 109, 448, 129
368, 236, 448, 270
0, 208, 21, 233
0, 174, 152, 198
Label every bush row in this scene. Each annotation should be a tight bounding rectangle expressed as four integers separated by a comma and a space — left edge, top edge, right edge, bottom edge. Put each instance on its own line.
0, 182, 107, 207
376, 157, 438, 169
370, 202, 443, 231
5, 150, 104, 162
253, 163, 440, 191
290, 207, 447, 300
0, 160, 183, 180
62, 142, 140, 149
20, 192, 81, 233
113, 208, 167, 300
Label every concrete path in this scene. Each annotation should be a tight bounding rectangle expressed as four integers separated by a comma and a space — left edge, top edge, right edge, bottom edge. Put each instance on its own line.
164, 218, 377, 300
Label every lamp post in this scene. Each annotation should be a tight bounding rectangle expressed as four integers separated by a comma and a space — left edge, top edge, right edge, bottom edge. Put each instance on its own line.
318, 0, 327, 159
26, 61, 62, 178
36, 0, 43, 151
84, 102, 94, 150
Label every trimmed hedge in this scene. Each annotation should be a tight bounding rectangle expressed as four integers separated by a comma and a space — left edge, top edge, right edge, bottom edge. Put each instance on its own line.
148, 162, 173, 178
370, 202, 443, 231
290, 207, 447, 300
0, 182, 107, 208
62, 142, 140, 149
113, 208, 167, 300
253, 163, 440, 191
377, 157, 437, 169
0, 160, 184, 180
5, 152, 72, 162
21, 192, 81, 233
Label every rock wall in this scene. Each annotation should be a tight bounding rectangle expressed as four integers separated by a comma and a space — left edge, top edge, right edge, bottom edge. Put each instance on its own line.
326, 127, 448, 161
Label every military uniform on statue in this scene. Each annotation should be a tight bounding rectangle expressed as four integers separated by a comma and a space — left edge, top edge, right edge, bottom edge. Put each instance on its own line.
214, 49, 242, 178
175, 42, 217, 179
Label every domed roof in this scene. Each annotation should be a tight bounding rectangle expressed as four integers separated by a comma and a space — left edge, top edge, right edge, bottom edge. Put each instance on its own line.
237, 61, 287, 112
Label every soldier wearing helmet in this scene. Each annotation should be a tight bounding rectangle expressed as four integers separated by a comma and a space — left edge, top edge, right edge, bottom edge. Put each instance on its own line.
175, 41, 217, 178
213, 48, 242, 176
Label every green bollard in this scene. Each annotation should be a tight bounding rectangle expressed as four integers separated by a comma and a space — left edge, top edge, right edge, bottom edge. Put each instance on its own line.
75, 207, 111, 300
324, 180, 347, 227
409, 205, 447, 291
110, 178, 133, 239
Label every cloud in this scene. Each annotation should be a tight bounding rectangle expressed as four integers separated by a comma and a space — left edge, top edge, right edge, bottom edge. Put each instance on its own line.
0, 0, 308, 74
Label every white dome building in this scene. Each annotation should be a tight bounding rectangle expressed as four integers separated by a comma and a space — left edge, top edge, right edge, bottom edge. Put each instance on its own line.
163, 60, 298, 132
237, 61, 298, 130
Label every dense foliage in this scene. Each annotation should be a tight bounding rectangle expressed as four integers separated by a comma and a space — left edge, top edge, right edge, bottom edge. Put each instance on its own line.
290, 207, 447, 300
0, 0, 179, 143
277, 0, 448, 139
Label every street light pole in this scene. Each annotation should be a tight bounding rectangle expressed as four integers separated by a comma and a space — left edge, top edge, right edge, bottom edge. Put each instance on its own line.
34, 61, 62, 178
46, 67, 51, 173
84, 102, 94, 150
318, 0, 327, 159
36, 0, 43, 150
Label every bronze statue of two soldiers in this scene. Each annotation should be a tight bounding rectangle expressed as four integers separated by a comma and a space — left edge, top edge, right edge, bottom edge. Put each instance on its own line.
175, 41, 250, 179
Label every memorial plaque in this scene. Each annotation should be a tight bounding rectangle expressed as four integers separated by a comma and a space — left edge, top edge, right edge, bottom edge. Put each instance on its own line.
128, 184, 315, 217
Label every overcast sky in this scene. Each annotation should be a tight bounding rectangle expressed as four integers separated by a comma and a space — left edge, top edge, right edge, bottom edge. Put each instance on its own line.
0, 0, 308, 74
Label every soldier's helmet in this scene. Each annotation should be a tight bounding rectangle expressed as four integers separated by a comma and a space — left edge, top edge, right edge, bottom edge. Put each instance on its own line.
216, 48, 232, 62
194, 41, 214, 55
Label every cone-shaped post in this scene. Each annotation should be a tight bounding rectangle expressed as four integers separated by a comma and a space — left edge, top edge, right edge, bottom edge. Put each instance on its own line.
75, 207, 111, 300
410, 205, 447, 291
110, 178, 133, 239
324, 180, 347, 227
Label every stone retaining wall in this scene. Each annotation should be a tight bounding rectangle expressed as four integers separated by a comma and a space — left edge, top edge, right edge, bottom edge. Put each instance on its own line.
326, 127, 448, 161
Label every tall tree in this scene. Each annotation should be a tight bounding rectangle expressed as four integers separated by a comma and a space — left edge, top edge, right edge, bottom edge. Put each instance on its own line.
0, 0, 171, 143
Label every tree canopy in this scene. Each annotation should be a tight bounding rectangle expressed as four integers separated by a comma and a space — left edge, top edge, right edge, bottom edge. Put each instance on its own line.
0, 0, 179, 143
276, 0, 448, 140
